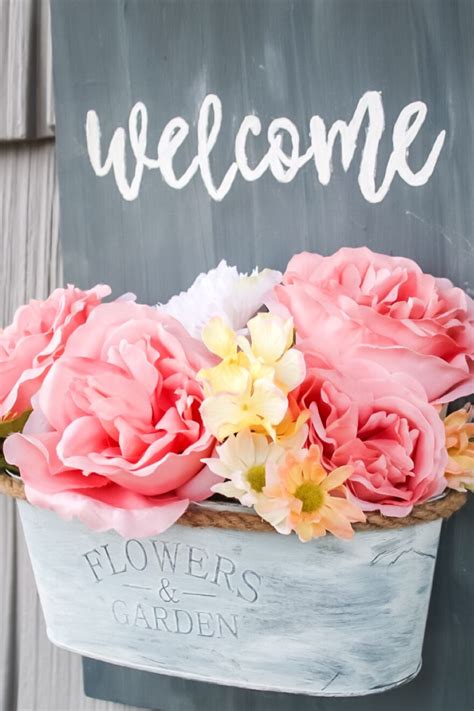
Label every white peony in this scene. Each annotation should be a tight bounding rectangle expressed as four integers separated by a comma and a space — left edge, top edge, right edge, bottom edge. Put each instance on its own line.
159, 260, 282, 339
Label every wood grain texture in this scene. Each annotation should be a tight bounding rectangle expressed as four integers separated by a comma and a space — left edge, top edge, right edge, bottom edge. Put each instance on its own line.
0, 495, 17, 711
51, 0, 474, 305
0, 5, 144, 708
0, 141, 148, 711
0, 0, 54, 141
0, 138, 59, 711
0, 141, 61, 306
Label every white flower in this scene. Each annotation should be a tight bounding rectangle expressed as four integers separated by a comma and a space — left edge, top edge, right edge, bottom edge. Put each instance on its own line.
159, 260, 282, 339
205, 429, 285, 507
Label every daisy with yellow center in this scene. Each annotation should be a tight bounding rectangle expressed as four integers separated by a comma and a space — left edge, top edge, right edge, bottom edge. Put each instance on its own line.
198, 313, 306, 442
257, 445, 366, 542
205, 429, 287, 507
444, 405, 474, 492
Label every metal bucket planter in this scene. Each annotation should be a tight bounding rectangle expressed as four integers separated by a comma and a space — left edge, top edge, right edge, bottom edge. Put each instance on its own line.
8, 484, 465, 699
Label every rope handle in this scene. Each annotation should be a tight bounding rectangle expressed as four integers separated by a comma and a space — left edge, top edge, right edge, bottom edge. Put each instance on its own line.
0, 470, 467, 533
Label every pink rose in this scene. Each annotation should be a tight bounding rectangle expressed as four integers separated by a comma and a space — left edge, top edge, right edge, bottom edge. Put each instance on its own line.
4, 302, 218, 537
0, 284, 110, 417
297, 350, 447, 516
272, 248, 474, 403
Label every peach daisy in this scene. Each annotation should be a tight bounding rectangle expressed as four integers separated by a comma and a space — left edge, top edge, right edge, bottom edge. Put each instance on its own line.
444, 405, 474, 492
258, 445, 366, 542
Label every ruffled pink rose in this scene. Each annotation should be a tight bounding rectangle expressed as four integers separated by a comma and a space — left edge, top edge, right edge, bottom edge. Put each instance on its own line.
272, 248, 474, 403
297, 350, 447, 516
0, 284, 110, 417
4, 301, 218, 537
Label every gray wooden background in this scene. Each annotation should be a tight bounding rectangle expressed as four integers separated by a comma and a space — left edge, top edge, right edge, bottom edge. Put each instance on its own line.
0, 0, 473, 710
50, 0, 474, 709
52, 0, 474, 302
0, 2, 143, 709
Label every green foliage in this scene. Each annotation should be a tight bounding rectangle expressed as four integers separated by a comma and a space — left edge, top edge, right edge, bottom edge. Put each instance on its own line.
0, 455, 19, 476
0, 410, 31, 438
0, 410, 30, 477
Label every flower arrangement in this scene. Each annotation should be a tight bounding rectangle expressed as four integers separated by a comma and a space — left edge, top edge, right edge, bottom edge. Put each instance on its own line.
1, 249, 473, 542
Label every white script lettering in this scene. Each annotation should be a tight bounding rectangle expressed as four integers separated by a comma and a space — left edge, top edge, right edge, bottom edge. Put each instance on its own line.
85, 91, 446, 203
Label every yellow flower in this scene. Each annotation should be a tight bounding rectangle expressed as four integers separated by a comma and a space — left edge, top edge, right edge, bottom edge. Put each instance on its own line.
273, 395, 310, 446
199, 313, 305, 396
199, 317, 251, 395
198, 313, 306, 442
444, 405, 474, 492
200, 373, 288, 441
258, 445, 366, 542
238, 313, 305, 393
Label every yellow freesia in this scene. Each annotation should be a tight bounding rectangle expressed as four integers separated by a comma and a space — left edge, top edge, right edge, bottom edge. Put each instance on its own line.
237, 313, 305, 393
198, 313, 306, 442
202, 317, 238, 360
199, 313, 305, 395
199, 317, 251, 395
200, 374, 288, 442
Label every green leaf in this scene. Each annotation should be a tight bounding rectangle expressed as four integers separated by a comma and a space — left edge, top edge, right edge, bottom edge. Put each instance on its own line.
0, 452, 20, 477
0, 410, 31, 438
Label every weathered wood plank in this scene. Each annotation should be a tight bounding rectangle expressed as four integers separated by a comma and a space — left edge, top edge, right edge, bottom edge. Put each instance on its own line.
0, 137, 58, 711
0, 140, 147, 710
0, 496, 17, 711
0, 141, 60, 308
49, 0, 474, 707
0, 0, 54, 141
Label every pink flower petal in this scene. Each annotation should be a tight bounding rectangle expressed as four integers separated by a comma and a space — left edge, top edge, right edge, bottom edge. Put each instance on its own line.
24, 485, 189, 538
175, 464, 221, 501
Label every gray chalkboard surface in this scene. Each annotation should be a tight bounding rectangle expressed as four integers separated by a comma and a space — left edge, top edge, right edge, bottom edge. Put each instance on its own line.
49, 0, 473, 709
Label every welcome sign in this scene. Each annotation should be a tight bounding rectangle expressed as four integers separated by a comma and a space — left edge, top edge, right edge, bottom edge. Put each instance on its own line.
85, 91, 446, 204
49, 0, 473, 708
51, 0, 473, 308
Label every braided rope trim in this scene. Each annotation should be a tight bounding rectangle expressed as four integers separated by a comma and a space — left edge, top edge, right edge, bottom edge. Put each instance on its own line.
0, 471, 467, 533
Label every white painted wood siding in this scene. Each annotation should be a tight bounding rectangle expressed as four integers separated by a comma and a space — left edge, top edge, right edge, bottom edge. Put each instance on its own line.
0, 4, 147, 708
0, 0, 54, 140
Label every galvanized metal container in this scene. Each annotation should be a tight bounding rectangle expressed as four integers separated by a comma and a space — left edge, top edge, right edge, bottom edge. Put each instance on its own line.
17, 499, 441, 697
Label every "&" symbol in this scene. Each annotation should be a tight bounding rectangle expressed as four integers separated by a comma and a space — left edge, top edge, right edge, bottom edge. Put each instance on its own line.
158, 577, 180, 603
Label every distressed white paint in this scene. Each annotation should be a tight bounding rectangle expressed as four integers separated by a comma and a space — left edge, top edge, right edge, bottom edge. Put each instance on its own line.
18, 499, 442, 697
85, 91, 446, 203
